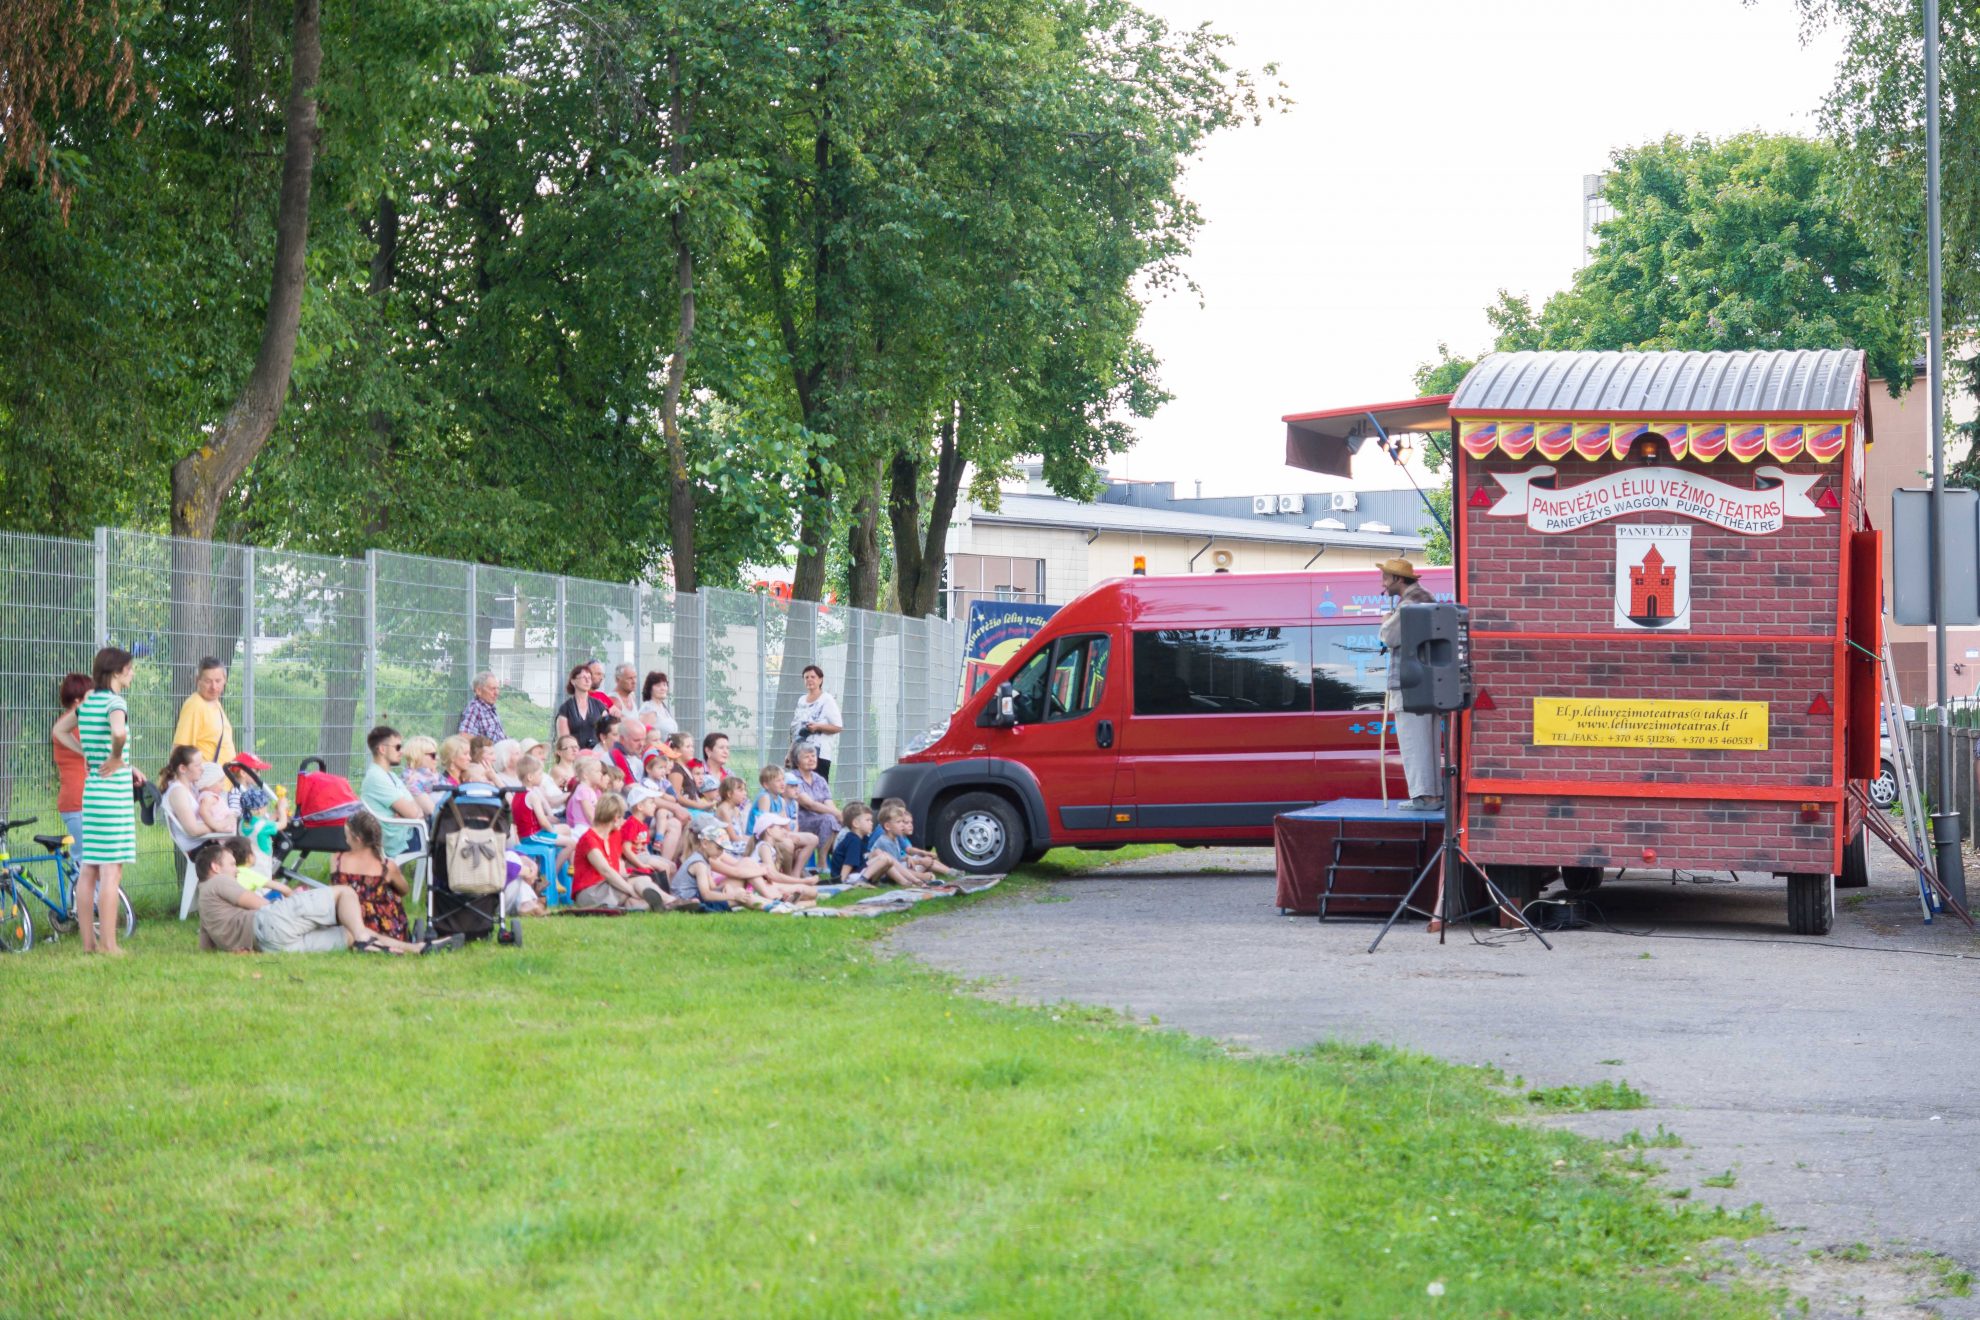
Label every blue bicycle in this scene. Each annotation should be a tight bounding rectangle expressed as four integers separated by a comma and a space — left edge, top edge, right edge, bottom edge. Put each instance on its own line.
0, 817, 136, 953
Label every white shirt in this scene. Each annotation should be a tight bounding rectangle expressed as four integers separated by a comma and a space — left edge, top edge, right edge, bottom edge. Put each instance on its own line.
792, 691, 842, 762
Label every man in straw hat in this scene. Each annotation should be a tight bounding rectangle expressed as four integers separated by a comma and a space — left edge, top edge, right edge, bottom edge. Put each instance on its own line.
1376, 558, 1440, 810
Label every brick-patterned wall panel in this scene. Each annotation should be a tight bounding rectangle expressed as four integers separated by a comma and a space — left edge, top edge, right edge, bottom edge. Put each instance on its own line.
1466, 639, 1836, 785
1461, 453, 1845, 635
1466, 795, 1835, 875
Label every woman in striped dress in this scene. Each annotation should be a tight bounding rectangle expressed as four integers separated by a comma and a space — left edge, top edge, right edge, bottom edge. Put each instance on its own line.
76, 647, 142, 955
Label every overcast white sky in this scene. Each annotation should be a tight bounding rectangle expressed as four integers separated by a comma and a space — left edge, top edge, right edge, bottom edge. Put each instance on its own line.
1117, 0, 1847, 497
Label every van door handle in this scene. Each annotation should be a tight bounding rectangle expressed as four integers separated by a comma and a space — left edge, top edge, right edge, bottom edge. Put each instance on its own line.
1096, 719, 1114, 749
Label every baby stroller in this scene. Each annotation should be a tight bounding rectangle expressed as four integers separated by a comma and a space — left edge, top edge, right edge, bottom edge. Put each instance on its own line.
414, 785, 523, 947
271, 757, 366, 884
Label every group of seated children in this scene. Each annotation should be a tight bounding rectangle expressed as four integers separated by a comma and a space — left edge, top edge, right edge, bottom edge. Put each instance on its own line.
824, 801, 955, 888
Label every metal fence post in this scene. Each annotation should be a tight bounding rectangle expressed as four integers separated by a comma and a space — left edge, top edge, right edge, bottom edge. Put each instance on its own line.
92, 526, 108, 645
466, 561, 479, 681
242, 546, 257, 753
363, 550, 378, 731
554, 576, 568, 690
632, 581, 646, 680
758, 592, 771, 770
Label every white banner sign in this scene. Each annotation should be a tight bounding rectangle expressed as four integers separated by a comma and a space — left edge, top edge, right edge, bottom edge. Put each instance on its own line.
1485, 465, 1826, 535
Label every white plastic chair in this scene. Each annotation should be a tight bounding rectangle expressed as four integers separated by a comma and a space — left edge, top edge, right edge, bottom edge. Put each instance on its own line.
163, 803, 232, 921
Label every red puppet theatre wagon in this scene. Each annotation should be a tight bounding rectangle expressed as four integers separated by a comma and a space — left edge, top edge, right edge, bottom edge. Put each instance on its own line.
1285, 349, 1882, 935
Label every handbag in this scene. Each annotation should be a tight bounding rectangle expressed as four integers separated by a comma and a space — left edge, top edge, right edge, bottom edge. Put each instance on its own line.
443, 798, 507, 895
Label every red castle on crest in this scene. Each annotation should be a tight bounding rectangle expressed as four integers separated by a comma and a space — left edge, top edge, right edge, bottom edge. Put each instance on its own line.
1628, 543, 1676, 621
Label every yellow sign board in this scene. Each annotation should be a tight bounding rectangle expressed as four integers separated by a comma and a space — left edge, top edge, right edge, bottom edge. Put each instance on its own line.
1531, 698, 1769, 750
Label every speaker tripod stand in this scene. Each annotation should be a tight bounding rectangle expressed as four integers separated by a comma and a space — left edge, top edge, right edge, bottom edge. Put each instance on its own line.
1367, 715, 1551, 953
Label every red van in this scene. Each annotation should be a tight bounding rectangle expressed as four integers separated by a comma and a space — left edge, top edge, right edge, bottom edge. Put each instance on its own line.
874, 566, 1455, 872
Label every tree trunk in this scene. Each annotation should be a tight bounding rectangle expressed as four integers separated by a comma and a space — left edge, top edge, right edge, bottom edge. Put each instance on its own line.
662, 52, 699, 593
846, 470, 884, 611
889, 402, 965, 618
318, 191, 397, 771
169, 0, 322, 540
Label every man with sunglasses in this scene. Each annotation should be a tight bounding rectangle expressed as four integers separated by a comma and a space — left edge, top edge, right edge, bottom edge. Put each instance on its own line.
360, 725, 426, 858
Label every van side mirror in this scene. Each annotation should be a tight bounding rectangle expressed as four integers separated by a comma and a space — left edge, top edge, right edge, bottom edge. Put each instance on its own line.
979, 681, 1019, 728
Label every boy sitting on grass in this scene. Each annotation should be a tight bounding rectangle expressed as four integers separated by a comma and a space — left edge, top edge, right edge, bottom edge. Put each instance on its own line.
618, 786, 694, 910
572, 793, 667, 911
752, 764, 818, 875
827, 801, 878, 884
866, 803, 956, 888
685, 824, 792, 913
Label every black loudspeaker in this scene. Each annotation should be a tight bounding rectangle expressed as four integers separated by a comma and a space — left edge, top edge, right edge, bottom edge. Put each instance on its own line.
1395, 602, 1472, 714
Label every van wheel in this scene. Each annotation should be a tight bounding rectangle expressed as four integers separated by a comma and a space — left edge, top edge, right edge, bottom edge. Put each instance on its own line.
933, 793, 1026, 875
1786, 873, 1834, 935
1837, 828, 1870, 889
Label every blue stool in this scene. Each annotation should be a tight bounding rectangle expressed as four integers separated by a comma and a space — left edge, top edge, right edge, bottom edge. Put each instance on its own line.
514, 836, 569, 908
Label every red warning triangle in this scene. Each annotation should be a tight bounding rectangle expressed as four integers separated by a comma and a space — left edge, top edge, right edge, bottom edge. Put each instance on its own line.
1472, 688, 1497, 711
1467, 486, 1493, 509
1815, 486, 1841, 512
1807, 693, 1832, 716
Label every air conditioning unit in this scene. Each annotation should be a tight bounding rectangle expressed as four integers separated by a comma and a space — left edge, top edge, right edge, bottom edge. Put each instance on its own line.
1251, 495, 1274, 514
1330, 491, 1358, 512
1277, 494, 1304, 514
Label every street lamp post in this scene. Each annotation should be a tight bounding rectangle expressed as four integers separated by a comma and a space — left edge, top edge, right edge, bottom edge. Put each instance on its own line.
1924, 0, 1968, 905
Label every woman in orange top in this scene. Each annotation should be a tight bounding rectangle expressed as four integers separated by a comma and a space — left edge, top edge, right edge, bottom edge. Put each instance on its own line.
49, 672, 92, 847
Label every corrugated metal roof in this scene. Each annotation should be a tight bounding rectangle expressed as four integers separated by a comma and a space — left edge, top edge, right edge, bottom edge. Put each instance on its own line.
1451, 349, 1865, 416
966, 493, 1426, 551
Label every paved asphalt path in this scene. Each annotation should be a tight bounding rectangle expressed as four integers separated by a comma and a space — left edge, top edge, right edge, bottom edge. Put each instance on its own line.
894, 843, 1980, 1308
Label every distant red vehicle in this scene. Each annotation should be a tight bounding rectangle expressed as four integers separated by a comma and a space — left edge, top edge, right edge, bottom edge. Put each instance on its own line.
875, 566, 1452, 873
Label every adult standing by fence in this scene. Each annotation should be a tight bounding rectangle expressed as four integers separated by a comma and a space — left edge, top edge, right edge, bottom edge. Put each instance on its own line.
458, 671, 506, 741
172, 655, 237, 767
77, 647, 142, 955
556, 663, 608, 750
608, 663, 640, 719
791, 665, 843, 780
638, 671, 679, 740
51, 672, 92, 847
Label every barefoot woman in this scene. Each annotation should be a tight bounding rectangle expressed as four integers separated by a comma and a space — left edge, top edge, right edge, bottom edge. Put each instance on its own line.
76, 646, 142, 955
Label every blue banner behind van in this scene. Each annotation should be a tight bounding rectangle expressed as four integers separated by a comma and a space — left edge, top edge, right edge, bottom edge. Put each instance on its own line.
960, 601, 1060, 701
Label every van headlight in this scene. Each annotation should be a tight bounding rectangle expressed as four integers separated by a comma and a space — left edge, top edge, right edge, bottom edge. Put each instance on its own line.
905, 717, 952, 756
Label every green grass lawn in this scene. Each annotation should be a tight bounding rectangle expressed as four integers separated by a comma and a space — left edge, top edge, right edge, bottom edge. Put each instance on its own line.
0, 849, 1765, 1317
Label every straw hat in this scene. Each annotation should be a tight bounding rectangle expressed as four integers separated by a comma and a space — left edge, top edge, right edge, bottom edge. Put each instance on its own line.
1376, 557, 1419, 580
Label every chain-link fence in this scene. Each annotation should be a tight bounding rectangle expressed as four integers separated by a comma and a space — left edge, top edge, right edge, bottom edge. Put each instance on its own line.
0, 528, 964, 913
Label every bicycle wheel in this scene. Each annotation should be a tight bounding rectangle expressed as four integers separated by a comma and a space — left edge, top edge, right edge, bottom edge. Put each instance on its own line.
113, 889, 136, 941
0, 878, 33, 954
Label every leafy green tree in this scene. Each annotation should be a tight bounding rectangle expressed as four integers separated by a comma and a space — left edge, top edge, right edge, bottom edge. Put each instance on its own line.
1791, 0, 1980, 471
1530, 134, 1911, 382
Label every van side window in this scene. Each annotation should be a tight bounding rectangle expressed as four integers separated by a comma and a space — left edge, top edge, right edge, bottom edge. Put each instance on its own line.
1010, 634, 1110, 724
1131, 627, 1313, 716
1311, 625, 1388, 711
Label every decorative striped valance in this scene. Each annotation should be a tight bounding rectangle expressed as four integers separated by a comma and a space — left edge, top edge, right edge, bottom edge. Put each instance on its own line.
1456, 419, 1849, 464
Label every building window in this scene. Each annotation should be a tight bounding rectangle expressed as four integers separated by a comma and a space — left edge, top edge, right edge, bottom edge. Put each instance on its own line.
1131, 627, 1313, 716
946, 553, 1046, 615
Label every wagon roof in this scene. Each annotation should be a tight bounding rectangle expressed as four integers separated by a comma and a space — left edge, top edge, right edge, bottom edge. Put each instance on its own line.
1451, 349, 1865, 417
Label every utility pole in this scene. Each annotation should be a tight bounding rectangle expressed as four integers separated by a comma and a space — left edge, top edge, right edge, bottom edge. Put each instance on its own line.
1925, 0, 1968, 905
